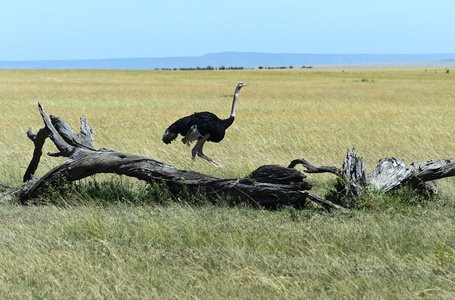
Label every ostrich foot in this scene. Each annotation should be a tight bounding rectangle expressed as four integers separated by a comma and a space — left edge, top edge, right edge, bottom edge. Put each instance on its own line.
207, 159, 222, 168
194, 152, 222, 167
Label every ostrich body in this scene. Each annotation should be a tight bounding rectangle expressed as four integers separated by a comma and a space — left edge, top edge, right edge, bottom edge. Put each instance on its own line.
162, 82, 247, 166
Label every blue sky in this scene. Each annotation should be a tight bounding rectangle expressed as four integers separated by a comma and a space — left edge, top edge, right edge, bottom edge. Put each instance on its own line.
1, 0, 453, 60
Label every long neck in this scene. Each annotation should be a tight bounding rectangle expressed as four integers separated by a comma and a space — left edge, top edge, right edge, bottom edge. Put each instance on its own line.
222, 87, 241, 129
230, 88, 240, 118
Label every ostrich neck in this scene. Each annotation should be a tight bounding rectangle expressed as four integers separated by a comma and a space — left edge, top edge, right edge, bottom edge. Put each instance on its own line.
230, 90, 240, 118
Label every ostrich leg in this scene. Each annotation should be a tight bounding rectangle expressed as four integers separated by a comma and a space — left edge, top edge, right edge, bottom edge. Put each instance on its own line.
191, 134, 222, 167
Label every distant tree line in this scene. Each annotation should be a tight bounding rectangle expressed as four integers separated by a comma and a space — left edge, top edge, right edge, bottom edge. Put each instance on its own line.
156, 66, 245, 71
154, 65, 313, 71
258, 65, 313, 69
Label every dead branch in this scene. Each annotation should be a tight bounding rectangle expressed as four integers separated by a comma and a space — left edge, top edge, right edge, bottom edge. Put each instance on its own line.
288, 158, 341, 176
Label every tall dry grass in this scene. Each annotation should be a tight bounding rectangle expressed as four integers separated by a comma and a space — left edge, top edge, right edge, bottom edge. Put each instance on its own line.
1, 68, 455, 299
1, 202, 455, 299
1, 68, 454, 183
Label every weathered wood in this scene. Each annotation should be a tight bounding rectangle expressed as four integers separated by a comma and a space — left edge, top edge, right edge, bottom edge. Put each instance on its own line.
368, 158, 411, 192
368, 158, 455, 193
15, 149, 315, 208
287, 158, 341, 176
12, 102, 452, 209
341, 148, 368, 196
412, 160, 455, 179
9, 103, 325, 209
251, 164, 308, 184
38, 103, 78, 157
305, 192, 343, 210
289, 149, 368, 197
52, 114, 94, 148
23, 104, 94, 182
291, 150, 453, 196
23, 127, 48, 182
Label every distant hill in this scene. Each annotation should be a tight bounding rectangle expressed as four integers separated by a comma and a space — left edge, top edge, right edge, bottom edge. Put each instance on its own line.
1, 52, 455, 69
313, 58, 455, 68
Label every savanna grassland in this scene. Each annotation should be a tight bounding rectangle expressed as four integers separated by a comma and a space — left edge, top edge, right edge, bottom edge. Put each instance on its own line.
1, 68, 455, 299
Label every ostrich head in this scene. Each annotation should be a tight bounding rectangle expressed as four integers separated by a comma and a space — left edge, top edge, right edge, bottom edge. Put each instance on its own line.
236, 82, 247, 90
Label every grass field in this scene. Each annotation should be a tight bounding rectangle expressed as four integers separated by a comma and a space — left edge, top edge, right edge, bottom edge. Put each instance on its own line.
1, 68, 455, 298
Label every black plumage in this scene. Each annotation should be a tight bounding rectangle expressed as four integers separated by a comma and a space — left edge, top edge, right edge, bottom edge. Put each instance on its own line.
162, 82, 246, 166
163, 112, 233, 144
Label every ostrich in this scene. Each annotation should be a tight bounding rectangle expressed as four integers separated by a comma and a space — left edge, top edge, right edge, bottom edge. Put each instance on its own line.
162, 82, 247, 166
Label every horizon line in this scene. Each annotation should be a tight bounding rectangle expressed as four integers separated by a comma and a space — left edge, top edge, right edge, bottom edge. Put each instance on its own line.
2, 52, 455, 62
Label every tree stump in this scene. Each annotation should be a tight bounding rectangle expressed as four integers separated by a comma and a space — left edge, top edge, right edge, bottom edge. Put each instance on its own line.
290, 149, 452, 197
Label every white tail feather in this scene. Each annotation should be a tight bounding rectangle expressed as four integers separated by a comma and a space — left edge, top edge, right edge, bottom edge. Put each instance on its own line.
182, 125, 202, 146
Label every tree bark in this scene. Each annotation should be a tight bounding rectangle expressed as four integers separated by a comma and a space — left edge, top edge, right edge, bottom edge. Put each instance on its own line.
341, 148, 368, 196
367, 158, 453, 194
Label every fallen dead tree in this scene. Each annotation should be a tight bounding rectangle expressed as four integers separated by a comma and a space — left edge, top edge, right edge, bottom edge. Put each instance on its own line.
3, 103, 340, 210
2, 103, 454, 209
289, 148, 452, 197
